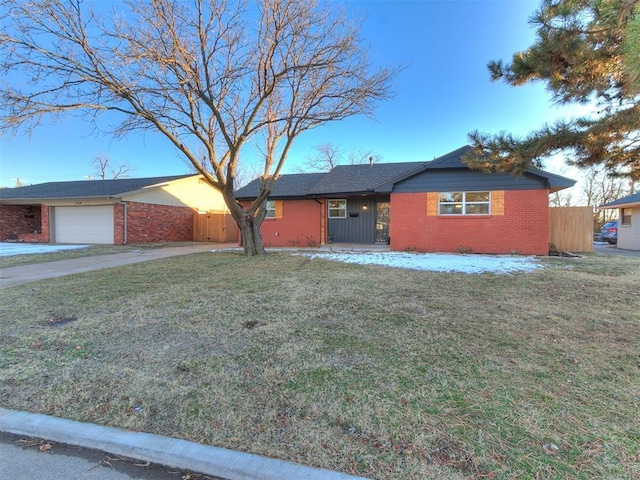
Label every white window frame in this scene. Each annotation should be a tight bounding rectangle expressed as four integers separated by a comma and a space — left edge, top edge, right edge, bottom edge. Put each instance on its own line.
621, 207, 632, 226
265, 200, 276, 219
438, 191, 491, 215
328, 199, 347, 218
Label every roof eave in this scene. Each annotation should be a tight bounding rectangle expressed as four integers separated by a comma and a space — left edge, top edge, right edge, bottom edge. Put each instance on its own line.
524, 167, 576, 192
0, 198, 47, 205
307, 190, 374, 197
0, 195, 118, 204
598, 201, 639, 209
236, 195, 310, 201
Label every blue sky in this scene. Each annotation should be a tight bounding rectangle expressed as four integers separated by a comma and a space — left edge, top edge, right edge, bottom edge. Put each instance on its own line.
0, 0, 587, 187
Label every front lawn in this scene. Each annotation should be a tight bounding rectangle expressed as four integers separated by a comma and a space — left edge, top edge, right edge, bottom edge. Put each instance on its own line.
1, 252, 638, 479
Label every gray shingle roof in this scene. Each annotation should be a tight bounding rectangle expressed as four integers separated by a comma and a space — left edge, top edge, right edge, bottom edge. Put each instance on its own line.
234, 146, 576, 199
235, 163, 426, 199
0, 175, 193, 200
422, 145, 473, 169
307, 162, 426, 195
235, 173, 326, 199
600, 191, 640, 208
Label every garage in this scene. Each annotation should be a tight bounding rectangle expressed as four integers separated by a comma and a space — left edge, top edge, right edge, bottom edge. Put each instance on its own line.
53, 205, 114, 244
1, 174, 229, 244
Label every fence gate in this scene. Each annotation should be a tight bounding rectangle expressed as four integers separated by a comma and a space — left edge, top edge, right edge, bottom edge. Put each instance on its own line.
549, 207, 594, 252
193, 212, 237, 242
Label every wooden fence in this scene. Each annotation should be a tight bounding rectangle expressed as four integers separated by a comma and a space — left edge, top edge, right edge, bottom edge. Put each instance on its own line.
549, 206, 594, 252
193, 212, 237, 243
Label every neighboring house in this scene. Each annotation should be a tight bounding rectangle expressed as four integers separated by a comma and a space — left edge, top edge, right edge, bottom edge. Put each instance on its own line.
0, 175, 228, 244
599, 192, 640, 251
236, 146, 575, 255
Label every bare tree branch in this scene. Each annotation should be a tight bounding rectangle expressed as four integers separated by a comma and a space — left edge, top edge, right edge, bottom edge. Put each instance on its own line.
301, 143, 382, 172
92, 155, 135, 179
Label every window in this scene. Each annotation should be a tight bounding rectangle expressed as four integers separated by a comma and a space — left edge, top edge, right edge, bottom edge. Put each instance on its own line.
439, 191, 490, 215
328, 199, 347, 218
621, 208, 632, 226
265, 200, 276, 218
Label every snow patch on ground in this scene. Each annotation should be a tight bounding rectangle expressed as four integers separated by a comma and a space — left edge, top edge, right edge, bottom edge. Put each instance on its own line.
0, 243, 88, 257
297, 251, 543, 274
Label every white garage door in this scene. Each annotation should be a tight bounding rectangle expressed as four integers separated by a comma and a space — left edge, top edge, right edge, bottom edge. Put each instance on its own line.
54, 206, 114, 244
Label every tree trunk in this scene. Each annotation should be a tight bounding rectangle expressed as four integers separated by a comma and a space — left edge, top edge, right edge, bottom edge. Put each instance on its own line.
238, 211, 266, 256
222, 184, 267, 256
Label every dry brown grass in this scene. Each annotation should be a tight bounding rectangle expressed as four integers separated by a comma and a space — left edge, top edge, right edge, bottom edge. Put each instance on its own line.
1, 252, 639, 479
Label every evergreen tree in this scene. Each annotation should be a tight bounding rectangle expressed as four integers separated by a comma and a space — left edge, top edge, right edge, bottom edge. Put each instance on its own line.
465, 0, 640, 181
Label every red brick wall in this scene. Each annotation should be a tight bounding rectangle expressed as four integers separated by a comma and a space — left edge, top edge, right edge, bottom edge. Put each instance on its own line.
390, 190, 549, 255
0, 204, 49, 242
1, 202, 195, 244
40, 206, 50, 242
114, 203, 125, 244
124, 202, 195, 243
246, 200, 322, 247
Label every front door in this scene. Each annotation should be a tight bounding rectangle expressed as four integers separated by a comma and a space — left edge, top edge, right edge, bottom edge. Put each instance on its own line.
375, 201, 390, 243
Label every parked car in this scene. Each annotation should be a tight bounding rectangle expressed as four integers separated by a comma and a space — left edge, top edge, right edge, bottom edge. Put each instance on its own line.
600, 221, 618, 244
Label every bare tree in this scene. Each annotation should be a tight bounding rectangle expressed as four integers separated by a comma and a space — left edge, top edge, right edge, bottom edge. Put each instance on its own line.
550, 165, 635, 230
549, 189, 574, 208
346, 147, 382, 166
0, 0, 397, 255
303, 143, 343, 172
92, 155, 135, 180
302, 142, 382, 172
581, 166, 632, 230
234, 159, 264, 191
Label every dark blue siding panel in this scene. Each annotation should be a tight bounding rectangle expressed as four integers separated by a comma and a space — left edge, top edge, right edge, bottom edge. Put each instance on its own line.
393, 169, 548, 192
328, 197, 376, 243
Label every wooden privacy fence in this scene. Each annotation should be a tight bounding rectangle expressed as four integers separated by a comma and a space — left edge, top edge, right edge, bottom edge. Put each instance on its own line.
549, 206, 594, 252
193, 212, 237, 242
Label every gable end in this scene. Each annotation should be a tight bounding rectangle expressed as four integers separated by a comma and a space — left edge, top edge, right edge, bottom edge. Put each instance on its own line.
392, 169, 549, 193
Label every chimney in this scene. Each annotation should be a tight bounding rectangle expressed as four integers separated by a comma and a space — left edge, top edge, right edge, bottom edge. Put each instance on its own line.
369, 156, 374, 166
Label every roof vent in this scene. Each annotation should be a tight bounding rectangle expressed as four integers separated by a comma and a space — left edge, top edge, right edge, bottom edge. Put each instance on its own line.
369, 156, 374, 166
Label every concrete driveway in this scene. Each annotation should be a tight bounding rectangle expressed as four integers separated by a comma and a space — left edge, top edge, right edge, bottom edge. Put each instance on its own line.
0, 243, 239, 288
593, 242, 640, 258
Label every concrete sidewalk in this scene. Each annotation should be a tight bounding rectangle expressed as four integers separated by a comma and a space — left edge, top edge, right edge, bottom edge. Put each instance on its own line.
0, 243, 240, 288
0, 408, 368, 480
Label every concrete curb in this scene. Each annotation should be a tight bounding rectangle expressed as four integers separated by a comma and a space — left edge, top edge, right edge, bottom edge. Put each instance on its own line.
0, 408, 369, 480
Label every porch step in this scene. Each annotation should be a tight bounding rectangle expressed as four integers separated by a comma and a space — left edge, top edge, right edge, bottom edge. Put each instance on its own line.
318, 243, 391, 252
